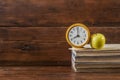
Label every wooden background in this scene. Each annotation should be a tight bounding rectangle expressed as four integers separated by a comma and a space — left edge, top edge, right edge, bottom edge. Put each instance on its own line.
0, 0, 119, 66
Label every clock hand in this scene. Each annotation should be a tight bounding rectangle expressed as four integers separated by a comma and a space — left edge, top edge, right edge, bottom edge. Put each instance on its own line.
72, 35, 80, 41
71, 36, 77, 40
71, 27, 81, 40
72, 34, 81, 40
77, 27, 81, 37
77, 27, 79, 35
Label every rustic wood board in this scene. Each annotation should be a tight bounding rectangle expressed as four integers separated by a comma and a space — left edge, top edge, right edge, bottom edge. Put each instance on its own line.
0, 27, 119, 66
0, 27, 119, 43
0, 0, 120, 27
1, 66, 120, 80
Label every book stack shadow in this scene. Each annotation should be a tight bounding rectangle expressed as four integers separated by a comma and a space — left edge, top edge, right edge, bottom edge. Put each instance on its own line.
70, 44, 120, 72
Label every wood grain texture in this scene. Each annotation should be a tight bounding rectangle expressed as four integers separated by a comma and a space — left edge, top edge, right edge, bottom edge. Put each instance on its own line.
0, 0, 119, 27
0, 27, 119, 43
0, 40, 70, 66
0, 0, 120, 66
0, 27, 66, 42
0, 27, 119, 65
0, 41, 70, 64
0, 66, 120, 80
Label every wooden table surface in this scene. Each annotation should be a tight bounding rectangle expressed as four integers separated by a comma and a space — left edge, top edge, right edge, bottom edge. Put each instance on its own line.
0, 66, 120, 80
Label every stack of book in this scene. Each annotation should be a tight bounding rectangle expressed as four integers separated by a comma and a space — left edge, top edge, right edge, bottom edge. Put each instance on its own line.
70, 44, 120, 72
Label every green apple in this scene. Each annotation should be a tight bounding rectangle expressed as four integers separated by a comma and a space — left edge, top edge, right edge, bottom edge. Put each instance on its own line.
90, 33, 106, 49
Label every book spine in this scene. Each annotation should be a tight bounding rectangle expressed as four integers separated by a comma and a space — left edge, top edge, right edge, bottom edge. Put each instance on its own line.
74, 50, 120, 57
72, 68, 120, 73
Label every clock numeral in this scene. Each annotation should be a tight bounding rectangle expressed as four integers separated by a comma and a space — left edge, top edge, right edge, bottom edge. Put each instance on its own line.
81, 41, 83, 43
70, 35, 72, 37
77, 41, 79, 45
83, 38, 86, 41
84, 34, 86, 37
70, 31, 73, 33
74, 40, 76, 44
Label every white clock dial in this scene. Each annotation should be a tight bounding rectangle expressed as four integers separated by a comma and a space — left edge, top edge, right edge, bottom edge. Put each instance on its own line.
68, 26, 88, 46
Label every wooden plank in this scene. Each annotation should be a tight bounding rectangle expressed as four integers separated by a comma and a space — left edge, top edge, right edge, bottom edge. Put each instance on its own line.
0, 41, 70, 65
0, 27, 66, 42
0, 0, 119, 27
0, 66, 120, 80
0, 27, 119, 43
0, 27, 119, 65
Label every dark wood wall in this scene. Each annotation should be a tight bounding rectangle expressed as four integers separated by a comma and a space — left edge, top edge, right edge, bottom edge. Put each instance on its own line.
0, 0, 120, 66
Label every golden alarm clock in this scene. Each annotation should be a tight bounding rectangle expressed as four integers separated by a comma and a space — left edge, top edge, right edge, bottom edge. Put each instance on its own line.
66, 23, 90, 48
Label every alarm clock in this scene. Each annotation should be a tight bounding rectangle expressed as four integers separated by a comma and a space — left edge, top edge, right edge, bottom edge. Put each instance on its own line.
66, 23, 90, 48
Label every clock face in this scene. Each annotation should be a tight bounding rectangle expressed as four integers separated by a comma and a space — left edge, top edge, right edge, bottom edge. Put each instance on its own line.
66, 23, 90, 48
